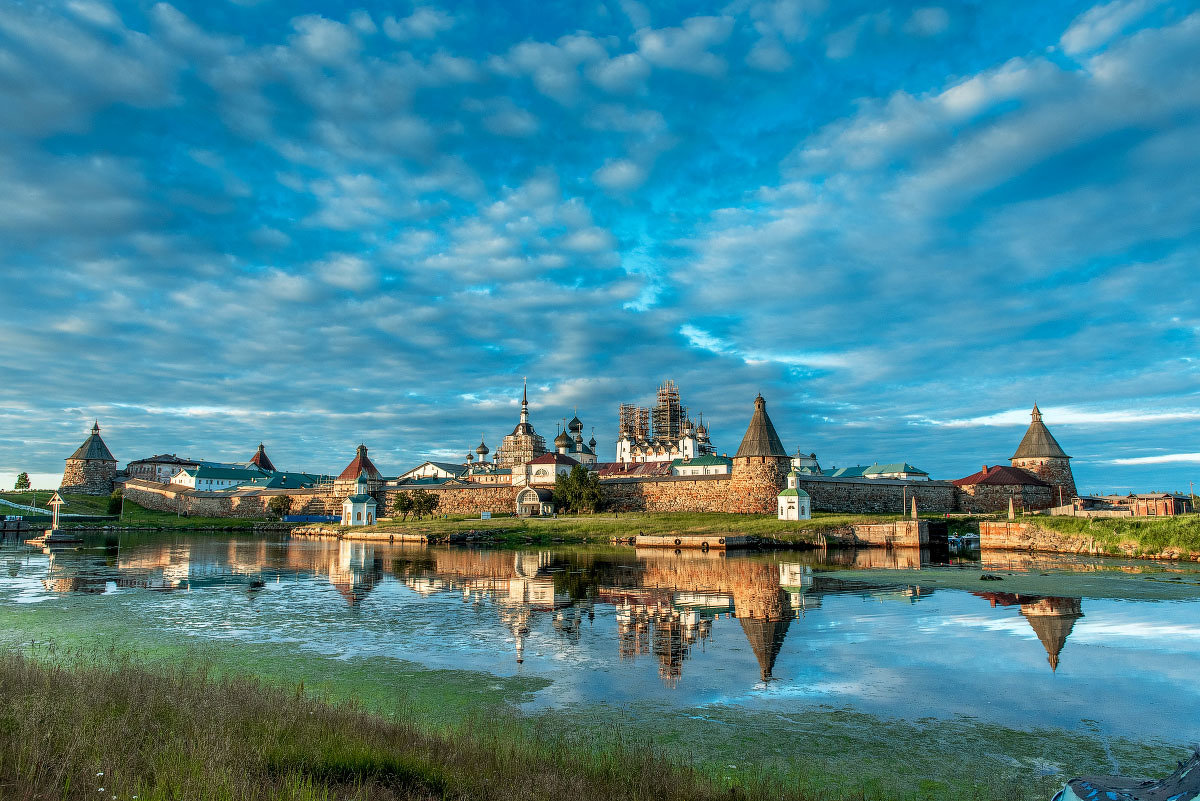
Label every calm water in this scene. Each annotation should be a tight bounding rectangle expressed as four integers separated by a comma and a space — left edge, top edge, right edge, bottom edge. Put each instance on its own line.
2, 535, 1199, 743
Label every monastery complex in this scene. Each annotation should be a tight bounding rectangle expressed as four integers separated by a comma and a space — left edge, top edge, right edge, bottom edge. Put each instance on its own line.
55, 377, 1186, 525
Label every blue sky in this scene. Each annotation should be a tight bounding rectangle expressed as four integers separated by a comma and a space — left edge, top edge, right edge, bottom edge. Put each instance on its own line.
1, 0, 1198, 493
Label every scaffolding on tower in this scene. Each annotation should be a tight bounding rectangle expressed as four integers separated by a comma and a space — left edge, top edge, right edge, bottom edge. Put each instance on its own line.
651, 380, 687, 441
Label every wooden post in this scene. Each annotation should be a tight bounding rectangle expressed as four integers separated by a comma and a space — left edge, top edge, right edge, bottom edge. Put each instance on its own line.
48, 492, 65, 531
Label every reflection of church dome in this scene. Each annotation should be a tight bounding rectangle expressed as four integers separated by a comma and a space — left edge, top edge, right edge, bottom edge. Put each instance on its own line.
1021, 597, 1083, 672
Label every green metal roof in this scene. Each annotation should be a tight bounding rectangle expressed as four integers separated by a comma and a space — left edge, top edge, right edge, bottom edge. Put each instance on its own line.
863, 462, 928, 476
184, 466, 267, 481
779, 488, 810, 497
344, 494, 376, 504
670, 455, 733, 467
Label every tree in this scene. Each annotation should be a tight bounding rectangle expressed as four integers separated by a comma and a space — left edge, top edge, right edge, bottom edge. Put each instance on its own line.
411, 488, 440, 519
553, 465, 602, 513
392, 492, 414, 521
13, 472, 30, 491
107, 489, 123, 515
267, 495, 292, 520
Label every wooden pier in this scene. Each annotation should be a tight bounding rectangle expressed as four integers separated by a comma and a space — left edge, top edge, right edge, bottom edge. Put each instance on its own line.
634, 534, 751, 550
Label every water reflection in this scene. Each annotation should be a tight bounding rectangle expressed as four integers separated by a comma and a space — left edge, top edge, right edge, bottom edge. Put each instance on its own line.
975, 591, 1084, 671
8, 535, 1200, 742
20, 538, 988, 686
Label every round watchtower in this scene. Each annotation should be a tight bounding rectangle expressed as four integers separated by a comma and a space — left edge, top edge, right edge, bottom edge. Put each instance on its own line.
728, 395, 791, 514
1010, 404, 1077, 504
60, 421, 117, 496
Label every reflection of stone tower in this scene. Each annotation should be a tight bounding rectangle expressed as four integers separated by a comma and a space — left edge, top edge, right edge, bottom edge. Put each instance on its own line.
1021, 597, 1083, 672
731, 561, 793, 682
728, 395, 790, 514
1011, 405, 1077, 504
61, 421, 117, 495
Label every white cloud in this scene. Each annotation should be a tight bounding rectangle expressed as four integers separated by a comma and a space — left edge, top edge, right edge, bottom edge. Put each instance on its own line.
1108, 453, 1200, 465
289, 15, 360, 64
592, 158, 646, 191
746, 36, 792, 71
904, 7, 950, 37
383, 7, 454, 40
587, 52, 650, 93
635, 16, 733, 77
1060, 0, 1161, 55
925, 407, 1200, 429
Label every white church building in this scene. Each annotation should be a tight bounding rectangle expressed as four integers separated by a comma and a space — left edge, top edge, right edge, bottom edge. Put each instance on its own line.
777, 469, 812, 521
341, 472, 377, 526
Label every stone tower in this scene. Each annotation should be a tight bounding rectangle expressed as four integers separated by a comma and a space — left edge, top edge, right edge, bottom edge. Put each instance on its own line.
728, 395, 790, 514
1010, 404, 1077, 504
60, 421, 117, 496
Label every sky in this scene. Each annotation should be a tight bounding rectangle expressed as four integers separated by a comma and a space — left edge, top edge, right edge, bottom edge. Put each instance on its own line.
1, 0, 1198, 494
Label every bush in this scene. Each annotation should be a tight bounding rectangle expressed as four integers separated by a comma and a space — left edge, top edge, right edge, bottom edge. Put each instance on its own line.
106, 489, 123, 515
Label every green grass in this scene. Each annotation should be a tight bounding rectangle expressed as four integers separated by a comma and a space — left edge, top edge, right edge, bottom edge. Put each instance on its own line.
1028, 514, 1200, 556
0, 490, 111, 516
0, 649, 828, 801
353, 511, 926, 544
61, 499, 263, 530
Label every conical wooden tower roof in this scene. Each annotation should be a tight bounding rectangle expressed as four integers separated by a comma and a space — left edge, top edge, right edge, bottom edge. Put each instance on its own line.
1012, 405, 1069, 460
67, 421, 116, 463
734, 395, 788, 459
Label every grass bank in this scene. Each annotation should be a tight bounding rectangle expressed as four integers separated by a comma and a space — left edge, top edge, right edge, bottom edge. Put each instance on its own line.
1027, 514, 1200, 557
0, 490, 111, 516
355, 511, 932, 544
0, 649, 817, 801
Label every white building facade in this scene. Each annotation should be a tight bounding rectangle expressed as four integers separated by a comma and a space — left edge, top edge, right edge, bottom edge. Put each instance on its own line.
777, 470, 812, 521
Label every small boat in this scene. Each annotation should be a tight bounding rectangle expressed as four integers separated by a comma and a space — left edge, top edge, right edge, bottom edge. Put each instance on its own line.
947, 535, 962, 549
1053, 751, 1200, 801
959, 533, 981, 548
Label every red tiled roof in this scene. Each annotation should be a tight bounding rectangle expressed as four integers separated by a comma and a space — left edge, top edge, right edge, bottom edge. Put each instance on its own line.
952, 464, 1048, 487
338, 444, 382, 481
527, 452, 579, 466
249, 443, 276, 473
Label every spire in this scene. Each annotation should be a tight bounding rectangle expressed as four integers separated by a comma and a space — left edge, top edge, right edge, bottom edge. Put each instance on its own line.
68, 420, 116, 463
1012, 404, 1069, 460
734, 395, 788, 459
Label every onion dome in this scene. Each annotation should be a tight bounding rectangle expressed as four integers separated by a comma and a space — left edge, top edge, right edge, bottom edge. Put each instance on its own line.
554, 430, 571, 449
475, 436, 489, 456
588, 431, 597, 448
568, 413, 583, 433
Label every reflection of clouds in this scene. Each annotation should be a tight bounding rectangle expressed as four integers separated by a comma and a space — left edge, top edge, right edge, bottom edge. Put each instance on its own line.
1070, 620, 1200, 642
